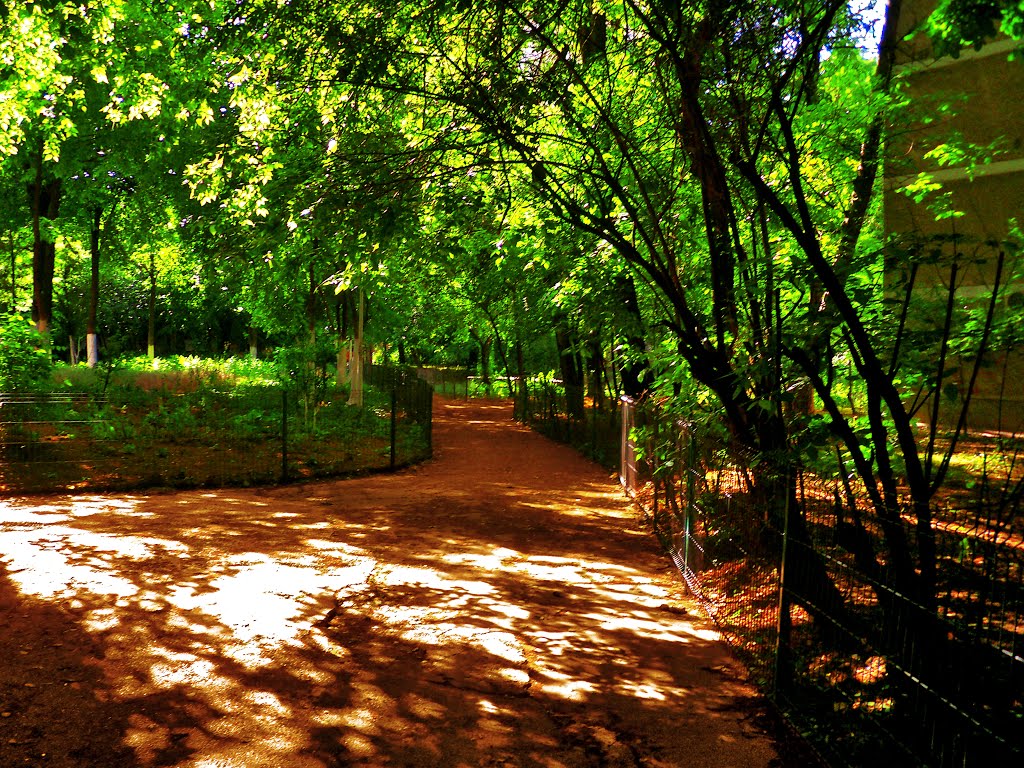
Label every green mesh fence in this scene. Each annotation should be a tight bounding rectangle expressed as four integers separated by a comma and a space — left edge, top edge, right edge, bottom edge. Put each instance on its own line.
618, 398, 1023, 768
0, 374, 432, 494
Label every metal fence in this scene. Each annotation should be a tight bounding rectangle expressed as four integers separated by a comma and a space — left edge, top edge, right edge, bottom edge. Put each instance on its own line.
515, 377, 622, 469
366, 363, 434, 466
619, 398, 1023, 768
414, 366, 470, 398
0, 374, 432, 494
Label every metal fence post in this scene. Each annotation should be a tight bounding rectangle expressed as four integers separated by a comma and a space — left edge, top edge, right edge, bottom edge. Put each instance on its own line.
774, 478, 793, 696
590, 397, 597, 459
652, 411, 659, 520
682, 425, 692, 575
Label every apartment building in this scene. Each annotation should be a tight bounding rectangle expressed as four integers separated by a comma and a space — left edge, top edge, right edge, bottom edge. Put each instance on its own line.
884, 0, 1024, 432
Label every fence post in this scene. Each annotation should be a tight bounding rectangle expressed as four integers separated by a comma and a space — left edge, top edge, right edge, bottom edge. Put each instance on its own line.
426, 384, 433, 457
681, 425, 689, 573
390, 385, 397, 469
591, 397, 597, 459
774, 477, 793, 696
619, 397, 631, 488
281, 389, 289, 482
652, 411, 659, 521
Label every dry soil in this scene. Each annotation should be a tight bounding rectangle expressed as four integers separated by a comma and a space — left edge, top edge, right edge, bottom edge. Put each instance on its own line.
0, 397, 796, 767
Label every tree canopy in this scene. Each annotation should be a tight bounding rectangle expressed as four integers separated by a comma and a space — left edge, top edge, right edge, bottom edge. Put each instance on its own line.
2, 0, 1022, 645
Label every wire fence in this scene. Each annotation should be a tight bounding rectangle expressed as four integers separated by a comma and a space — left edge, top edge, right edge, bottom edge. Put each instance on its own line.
619, 398, 1023, 768
413, 366, 470, 398
0, 371, 432, 494
514, 376, 622, 469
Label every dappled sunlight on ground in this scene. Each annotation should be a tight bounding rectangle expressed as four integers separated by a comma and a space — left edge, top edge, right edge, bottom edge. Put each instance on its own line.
0, 397, 783, 768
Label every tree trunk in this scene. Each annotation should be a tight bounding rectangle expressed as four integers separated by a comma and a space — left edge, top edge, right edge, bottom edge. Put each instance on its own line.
87, 207, 101, 368
555, 324, 585, 418
28, 147, 61, 339
615, 274, 651, 399
147, 251, 156, 360
7, 229, 16, 311
515, 336, 527, 409
306, 263, 317, 346
482, 308, 515, 398
470, 329, 493, 390
347, 289, 364, 406
336, 291, 351, 386
586, 335, 605, 412
480, 336, 492, 388
249, 325, 258, 360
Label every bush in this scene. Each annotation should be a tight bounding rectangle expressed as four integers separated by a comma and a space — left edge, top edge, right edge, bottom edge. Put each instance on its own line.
273, 340, 338, 427
0, 315, 53, 391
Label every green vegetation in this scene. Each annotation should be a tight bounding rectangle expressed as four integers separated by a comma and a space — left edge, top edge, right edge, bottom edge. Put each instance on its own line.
0, 314, 53, 390
2, 1, 1022, 762
0, 355, 430, 492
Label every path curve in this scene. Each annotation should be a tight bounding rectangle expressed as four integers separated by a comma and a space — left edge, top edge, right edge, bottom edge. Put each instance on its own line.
1, 397, 788, 767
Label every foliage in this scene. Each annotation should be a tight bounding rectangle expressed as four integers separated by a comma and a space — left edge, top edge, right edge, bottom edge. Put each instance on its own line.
1, 0, 1022, 688
273, 338, 340, 427
0, 314, 53, 390
928, 0, 1024, 56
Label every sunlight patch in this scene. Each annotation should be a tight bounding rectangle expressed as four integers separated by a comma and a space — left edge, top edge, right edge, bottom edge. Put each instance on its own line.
484, 600, 530, 621
581, 612, 710, 643
475, 631, 525, 663
303, 539, 369, 559
441, 548, 519, 570
0, 532, 139, 599
0, 509, 68, 524
620, 681, 668, 701
67, 497, 144, 516
84, 608, 121, 632
150, 658, 216, 686
539, 678, 596, 701
528, 631, 577, 656
245, 690, 289, 714
515, 561, 582, 582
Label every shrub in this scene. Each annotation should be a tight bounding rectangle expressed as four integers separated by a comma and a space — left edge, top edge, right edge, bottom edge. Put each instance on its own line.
0, 314, 53, 391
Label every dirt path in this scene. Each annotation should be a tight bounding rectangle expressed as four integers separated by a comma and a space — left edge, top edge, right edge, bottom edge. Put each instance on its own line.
1, 397, 791, 767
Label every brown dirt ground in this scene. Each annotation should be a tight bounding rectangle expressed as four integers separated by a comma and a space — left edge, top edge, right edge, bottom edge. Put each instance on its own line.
0, 397, 802, 768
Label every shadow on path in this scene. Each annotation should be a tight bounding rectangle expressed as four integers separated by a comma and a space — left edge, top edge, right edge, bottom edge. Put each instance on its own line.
0, 397, 788, 767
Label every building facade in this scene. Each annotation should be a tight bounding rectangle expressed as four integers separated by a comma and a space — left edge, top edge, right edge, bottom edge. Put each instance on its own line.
884, 0, 1024, 432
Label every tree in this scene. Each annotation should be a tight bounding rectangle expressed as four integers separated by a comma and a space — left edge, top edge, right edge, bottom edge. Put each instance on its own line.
232, 1, 1024, 705
0, 0, 231, 353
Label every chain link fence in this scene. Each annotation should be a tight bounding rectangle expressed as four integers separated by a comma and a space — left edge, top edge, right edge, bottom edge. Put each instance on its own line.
619, 398, 1023, 768
1, 372, 432, 494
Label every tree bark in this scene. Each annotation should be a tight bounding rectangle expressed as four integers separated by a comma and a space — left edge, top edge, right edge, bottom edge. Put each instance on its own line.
615, 274, 651, 399
147, 251, 156, 360
555, 323, 585, 418
347, 289, 364, 407
586, 334, 605, 412
87, 207, 101, 367
6, 229, 16, 311
28, 146, 61, 339
515, 336, 527, 407
469, 329, 493, 389
306, 263, 317, 346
